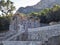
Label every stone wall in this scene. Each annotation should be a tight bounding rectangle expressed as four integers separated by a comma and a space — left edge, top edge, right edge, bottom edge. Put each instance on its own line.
43, 35, 60, 45
27, 24, 60, 42
8, 23, 60, 41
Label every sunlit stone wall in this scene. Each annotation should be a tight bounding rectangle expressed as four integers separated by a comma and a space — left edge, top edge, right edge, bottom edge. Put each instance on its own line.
27, 24, 60, 42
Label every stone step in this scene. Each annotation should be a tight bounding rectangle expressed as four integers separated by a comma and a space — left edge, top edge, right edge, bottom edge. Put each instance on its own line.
2, 41, 42, 45
0, 31, 16, 41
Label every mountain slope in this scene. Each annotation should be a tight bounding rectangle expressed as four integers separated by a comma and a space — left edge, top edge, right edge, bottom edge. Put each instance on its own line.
17, 0, 60, 14
33, 0, 60, 9
17, 6, 40, 14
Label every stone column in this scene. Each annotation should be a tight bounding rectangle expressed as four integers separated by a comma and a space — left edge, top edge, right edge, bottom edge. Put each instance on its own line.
20, 20, 28, 41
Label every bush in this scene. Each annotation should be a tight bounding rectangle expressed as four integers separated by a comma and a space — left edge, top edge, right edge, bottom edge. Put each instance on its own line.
0, 16, 10, 31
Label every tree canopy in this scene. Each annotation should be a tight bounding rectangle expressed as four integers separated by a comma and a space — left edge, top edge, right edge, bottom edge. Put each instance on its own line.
0, 0, 15, 16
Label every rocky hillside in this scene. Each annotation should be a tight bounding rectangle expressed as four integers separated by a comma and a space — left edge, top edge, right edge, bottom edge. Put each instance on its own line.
17, 0, 60, 14
17, 6, 40, 14
33, 0, 60, 9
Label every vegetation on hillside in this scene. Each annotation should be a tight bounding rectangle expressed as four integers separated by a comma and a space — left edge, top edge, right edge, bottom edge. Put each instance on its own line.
29, 5, 60, 24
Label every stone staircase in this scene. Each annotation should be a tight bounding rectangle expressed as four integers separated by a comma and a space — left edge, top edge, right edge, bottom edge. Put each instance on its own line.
0, 29, 25, 41
0, 24, 60, 45
0, 31, 17, 41
0, 24, 60, 41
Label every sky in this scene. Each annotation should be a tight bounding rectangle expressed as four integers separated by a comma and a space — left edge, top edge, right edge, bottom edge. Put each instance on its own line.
11, 0, 40, 11
0, 0, 41, 14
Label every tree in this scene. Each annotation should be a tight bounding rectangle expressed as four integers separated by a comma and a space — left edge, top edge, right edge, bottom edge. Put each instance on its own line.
39, 5, 60, 23
29, 12, 39, 20
47, 5, 60, 22
0, 0, 15, 16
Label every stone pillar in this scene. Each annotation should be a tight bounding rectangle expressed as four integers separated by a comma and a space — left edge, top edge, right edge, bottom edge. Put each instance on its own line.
20, 20, 28, 41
